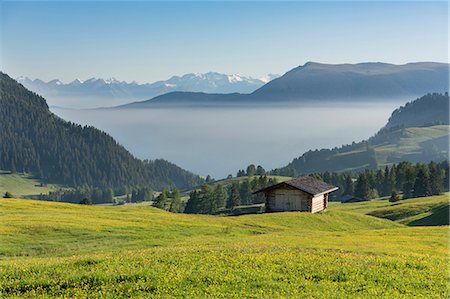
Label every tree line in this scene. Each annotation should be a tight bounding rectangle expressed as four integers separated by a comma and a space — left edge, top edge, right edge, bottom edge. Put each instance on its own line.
183, 175, 279, 214
311, 160, 449, 201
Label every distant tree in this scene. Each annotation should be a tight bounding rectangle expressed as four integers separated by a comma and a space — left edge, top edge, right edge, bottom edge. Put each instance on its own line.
288, 168, 297, 177
429, 161, 443, 195
441, 160, 450, 191
205, 175, 214, 184
382, 166, 393, 196
79, 197, 92, 205
413, 165, 431, 198
389, 191, 399, 202
256, 165, 266, 176
239, 180, 252, 204
169, 188, 182, 213
236, 170, 246, 177
212, 184, 228, 212
375, 169, 384, 194
368, 188, 379, 200
246, 164, 256, 176
184, 190, 200, 214
226, 174, 233, 179
227, 182, 241, 209
402, 165, 416, 199
3, 191, 13, 198
354, 173, 370, 200
322, 171, 332, 183
153, 188, 169, 209
199, 184, 213, 213
102, 188, 114, 203
142, 187, 153, 201
343, 175, 354, 195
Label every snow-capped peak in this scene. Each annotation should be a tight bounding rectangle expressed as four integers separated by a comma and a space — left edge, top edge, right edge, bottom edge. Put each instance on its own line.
259, 73, 279, 83
105, 77, 121, 84
48, 79, 63, 85
227, 74, 244, 83
70, 78, 84, 85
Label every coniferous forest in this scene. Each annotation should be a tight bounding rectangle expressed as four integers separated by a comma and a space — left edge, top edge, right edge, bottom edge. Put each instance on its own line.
0, 72, 203, 192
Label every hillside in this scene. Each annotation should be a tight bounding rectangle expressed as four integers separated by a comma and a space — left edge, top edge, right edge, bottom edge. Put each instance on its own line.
0, 198, 447, 297
383, 92, 449, 129
0, 72, 203, 191
118, 62, 449, 107
278, 93, 449, 175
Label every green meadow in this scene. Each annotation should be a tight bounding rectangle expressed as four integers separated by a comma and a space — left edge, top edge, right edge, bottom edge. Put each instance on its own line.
0, 195, 448, 298
0, 171, 62, 198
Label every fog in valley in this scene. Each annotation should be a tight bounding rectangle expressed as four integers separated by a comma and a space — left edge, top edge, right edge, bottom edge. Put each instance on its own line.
52, 102, 405, 178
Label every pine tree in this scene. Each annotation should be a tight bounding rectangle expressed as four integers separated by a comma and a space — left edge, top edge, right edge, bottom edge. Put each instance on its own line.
413, 165, 431, 198
441, 161, 450, 191
375, 169, 384, 195
354, 173, 370, 200
227, 183, 241, 209
343, 174, 354, 195
153, 188, 168, 209
246, 164, 256, 176
402, 165, 416, 199
382, 166, 391, 196
428, 161, 443, 195
389, 191, 399, 202
79, 197, 92, 205
256, 165, 266, 175
169, 188, 182, 213
239, 180, 252, 205
198, 184, 213, 213
184, 190, 199, 214
212, 184, 227, 212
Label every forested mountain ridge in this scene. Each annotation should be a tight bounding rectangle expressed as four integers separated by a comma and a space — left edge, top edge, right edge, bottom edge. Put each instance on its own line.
276, 93, 449, 175
382, 92, 449, 130
0, 72, 203, 191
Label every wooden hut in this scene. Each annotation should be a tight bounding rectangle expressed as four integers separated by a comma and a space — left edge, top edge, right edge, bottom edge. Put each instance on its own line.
254, 176, 338, 213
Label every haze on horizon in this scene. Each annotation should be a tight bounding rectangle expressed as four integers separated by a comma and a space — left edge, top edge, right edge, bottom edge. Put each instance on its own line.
1, 1, 448, 83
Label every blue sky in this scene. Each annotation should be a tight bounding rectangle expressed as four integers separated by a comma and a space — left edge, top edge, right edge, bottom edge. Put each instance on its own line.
1, 1, 448, 83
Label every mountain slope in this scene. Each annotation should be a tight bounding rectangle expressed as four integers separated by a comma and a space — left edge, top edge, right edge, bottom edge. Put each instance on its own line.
277, 93, 449, 174
251, 61, 449, 101
0, 72, 203, 190
17, 72, 277, 108
118, 62, 449, 108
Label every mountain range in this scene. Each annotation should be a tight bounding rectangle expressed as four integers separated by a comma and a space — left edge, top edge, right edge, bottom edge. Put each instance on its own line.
17, 72, 278, 108
120, 62, 449, 108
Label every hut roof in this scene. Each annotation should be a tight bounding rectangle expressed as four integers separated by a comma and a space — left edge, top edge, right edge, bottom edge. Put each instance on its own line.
254, 176, 338, 196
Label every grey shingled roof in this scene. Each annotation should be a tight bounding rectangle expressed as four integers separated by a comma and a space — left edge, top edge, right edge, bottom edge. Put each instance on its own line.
255, 176, 338, 195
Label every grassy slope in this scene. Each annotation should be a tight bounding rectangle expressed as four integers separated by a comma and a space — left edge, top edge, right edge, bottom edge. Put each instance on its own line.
331, 193, 449, 226
374, 125, 449, 165
0, 171, 61, 198
317, 125, 449, 172
0, 198, 448, 298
